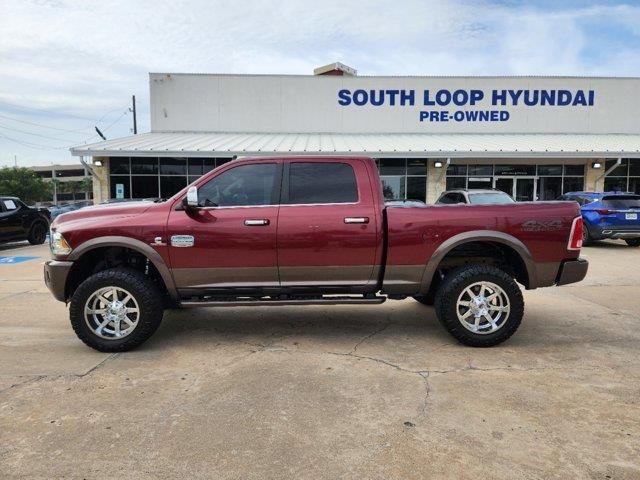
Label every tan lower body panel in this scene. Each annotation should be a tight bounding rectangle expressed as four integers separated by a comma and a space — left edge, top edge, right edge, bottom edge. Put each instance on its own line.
381, 265, 425, 294
278, 265, 379, 286
172, 267, 280, 289
173, 265, 380, 289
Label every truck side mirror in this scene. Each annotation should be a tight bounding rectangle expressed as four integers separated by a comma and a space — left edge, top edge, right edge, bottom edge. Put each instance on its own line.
182, 186, 199, 209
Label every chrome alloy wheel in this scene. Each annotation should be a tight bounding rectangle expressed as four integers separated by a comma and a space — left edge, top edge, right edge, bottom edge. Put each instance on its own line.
455, 281, 510, 334
84, 286, 140, 339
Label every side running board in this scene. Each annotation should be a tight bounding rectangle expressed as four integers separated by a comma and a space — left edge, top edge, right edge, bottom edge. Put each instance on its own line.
180, 296, 387, 308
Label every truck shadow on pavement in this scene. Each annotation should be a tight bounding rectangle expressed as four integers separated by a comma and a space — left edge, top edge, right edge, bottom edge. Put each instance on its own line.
148, 303, 454, 351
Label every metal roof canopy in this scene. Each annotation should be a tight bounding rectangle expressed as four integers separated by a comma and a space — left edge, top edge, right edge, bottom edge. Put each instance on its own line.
70, 132, 640, 159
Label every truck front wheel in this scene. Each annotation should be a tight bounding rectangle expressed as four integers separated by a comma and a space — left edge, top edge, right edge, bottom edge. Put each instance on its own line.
434, 265, 524, 347
69, 268, 164, 352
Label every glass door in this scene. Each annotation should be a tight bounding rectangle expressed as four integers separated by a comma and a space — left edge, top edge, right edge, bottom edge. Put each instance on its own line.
493, 177, 537, 201
494, 178, 514, 197
515, 177, 536, 201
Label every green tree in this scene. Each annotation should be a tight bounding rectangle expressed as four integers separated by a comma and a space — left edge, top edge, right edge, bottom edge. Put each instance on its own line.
81, 176, 93, 195
0, 167, 52, 204
58, 178, 93, 200
61, 180, 81, 199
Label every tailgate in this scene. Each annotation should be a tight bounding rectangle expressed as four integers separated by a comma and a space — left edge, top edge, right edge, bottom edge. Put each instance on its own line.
601, 195, 640, 226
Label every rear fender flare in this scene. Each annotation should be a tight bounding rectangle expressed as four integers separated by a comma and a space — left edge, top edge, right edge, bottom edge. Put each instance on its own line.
67, 236, 178, 300
417, 230, 536, 294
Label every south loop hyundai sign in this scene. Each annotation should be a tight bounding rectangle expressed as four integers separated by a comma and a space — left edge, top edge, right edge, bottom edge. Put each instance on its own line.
337, 88, 596, 123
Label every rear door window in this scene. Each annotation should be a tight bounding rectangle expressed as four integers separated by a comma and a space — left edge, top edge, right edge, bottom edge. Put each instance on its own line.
286, 162, 358, 204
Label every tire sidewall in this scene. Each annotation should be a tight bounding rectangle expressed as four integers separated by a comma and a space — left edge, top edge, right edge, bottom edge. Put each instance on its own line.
69, 268, 164, 352
582, 225, 592, 246
435, 265, 524, 347
28, 221, 47, 245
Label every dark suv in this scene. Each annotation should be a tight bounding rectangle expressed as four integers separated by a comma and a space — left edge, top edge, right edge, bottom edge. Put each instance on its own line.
0, 197, 50, 245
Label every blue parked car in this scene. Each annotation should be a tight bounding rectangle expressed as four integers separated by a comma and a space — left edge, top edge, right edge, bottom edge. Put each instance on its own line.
560, 192, 640, 247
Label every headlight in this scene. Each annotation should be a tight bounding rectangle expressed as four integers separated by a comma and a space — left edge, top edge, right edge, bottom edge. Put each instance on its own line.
50, 230, 72, 256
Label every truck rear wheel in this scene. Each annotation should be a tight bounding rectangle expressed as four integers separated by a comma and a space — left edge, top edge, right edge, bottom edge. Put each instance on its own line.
69, 268, 164, 352
434, 265, 524, 347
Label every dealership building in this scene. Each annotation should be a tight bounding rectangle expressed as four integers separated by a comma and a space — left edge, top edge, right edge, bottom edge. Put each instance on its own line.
71, 64, 640, 204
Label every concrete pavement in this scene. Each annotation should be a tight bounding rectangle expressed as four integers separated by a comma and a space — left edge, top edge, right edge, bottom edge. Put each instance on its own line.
0, 241, 639, 479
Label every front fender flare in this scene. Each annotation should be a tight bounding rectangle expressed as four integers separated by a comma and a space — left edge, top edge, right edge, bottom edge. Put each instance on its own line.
67, 236, 178, 300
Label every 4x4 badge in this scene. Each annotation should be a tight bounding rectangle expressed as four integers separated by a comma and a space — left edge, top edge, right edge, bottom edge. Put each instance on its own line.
170, 235, 195, 248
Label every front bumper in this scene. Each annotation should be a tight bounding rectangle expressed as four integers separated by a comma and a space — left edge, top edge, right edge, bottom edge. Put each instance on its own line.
44, 260, 73, 302
556, 257, 589, 286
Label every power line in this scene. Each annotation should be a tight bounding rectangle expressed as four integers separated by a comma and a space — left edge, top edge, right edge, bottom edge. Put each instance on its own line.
102, 110, 129, 132
0, 99, 102, 121
0, 113, 95, 134
0, 122, 97, 143
0, 103, 131, 134
0, 132, 72, 150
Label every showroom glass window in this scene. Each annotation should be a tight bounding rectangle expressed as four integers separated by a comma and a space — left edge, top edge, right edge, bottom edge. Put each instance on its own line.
376, 158, 428, 202
604, 159, 640, 194
108, 157, 232, 200
445, 162, 585, 200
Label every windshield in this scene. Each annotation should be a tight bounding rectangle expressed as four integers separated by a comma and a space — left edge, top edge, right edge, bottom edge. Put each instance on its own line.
602, 195, 640, 209
468, 193, 514, 205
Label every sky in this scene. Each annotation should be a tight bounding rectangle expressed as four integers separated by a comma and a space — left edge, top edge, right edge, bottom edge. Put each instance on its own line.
1, 0, 640, 167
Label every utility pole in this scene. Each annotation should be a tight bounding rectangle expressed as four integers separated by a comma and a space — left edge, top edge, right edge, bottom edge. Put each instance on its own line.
14, 155, 17, 167
132, 95, 137, 134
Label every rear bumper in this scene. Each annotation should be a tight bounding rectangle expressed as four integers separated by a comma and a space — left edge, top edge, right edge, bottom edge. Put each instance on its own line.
556, 257, 589, 286
44, 260, 73, 302
600, 230, 640, 239
588, 224, 640, 240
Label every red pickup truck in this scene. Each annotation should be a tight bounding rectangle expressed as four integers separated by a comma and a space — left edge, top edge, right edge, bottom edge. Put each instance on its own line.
44, 156, 587, 352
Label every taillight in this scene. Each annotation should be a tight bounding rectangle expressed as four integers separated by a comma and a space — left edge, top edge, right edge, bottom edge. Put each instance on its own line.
594, 208, 613, 215
568, 216, 583, 251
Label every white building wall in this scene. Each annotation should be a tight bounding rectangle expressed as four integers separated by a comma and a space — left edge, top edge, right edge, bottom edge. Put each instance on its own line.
149, 73, 640, 135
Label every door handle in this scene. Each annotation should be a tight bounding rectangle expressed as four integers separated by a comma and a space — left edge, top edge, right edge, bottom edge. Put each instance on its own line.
244, 219, 270, 226
344, 217, 369, 224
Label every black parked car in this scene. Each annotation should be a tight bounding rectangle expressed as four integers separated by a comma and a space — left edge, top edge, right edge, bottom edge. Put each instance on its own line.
0, 197, 50, 245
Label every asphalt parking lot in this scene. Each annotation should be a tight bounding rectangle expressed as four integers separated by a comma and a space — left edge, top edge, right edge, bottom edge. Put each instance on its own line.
0, 241, 639, 479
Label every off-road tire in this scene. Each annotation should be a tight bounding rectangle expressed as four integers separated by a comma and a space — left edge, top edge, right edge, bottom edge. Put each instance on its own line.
625, 239, 640, 247
27, 221, 47, 245
69, 268, 164, 352
434, 264, 524, 347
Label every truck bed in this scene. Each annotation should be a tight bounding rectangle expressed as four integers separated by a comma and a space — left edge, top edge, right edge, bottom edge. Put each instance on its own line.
382, 201, 582, 294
